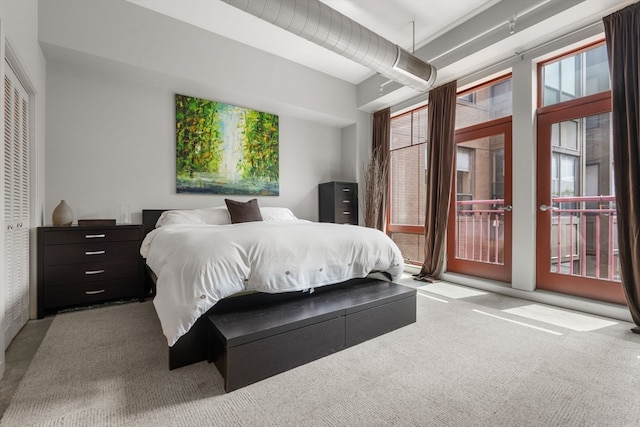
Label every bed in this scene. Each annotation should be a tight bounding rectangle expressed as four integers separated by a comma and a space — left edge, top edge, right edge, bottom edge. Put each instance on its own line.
141, 203, 410, 373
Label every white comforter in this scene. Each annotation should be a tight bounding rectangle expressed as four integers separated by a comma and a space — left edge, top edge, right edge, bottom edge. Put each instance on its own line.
140, 220, 404, 346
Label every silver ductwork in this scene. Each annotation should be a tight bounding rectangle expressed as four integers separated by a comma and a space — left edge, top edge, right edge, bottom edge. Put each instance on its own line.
222, 0, 437, 92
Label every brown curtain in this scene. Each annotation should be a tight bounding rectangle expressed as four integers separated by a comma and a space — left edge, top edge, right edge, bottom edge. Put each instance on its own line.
603, 2, 640, 333
365, 108, 391, 231
415, 81, 458, 282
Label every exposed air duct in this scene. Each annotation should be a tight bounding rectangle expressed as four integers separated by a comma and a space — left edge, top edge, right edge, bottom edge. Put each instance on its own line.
221, 0, 437, 92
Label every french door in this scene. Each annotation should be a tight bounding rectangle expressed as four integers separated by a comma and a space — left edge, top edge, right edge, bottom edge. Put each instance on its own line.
536, 92, 624, 304
447, 117, 512, 283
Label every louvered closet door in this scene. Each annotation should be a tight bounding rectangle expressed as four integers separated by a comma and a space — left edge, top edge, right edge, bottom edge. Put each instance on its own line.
3, 61, 30, 348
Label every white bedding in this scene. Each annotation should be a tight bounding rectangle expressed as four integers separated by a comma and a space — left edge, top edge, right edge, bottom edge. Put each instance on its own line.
141, 220, 404, 346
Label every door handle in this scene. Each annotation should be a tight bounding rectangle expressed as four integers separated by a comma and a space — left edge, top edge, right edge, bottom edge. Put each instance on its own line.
539, 204, 556, 212
498, 205, 513, 212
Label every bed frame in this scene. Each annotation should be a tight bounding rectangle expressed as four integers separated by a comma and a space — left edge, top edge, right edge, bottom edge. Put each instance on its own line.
142, 209, 417, 383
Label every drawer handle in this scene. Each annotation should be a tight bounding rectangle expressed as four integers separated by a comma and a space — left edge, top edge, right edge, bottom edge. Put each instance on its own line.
85, 269, 105, 275
85, 289, 105, 295
343, 200, 350, 203
85, 250, 106, 255
85, 234, 106, 239
342, 188, 350, 192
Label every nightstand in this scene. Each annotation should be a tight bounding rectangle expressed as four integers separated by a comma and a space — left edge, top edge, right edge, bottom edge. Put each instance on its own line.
318, 181, 358, 224
37, 224, 145, 318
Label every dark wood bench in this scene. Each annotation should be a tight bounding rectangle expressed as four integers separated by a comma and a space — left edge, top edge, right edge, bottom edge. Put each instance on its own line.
207, 279, 417, 392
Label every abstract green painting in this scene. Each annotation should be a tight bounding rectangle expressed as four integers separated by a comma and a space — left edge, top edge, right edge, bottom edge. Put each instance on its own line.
175, 94, 279, 195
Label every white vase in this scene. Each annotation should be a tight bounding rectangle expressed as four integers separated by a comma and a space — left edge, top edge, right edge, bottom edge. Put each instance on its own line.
52, 200, 73, 226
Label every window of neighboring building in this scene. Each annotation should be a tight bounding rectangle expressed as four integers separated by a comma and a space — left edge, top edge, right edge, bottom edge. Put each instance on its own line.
456, 147, 474, 206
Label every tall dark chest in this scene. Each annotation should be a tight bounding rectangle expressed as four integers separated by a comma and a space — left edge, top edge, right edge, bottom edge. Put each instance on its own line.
318, 181, 358, 225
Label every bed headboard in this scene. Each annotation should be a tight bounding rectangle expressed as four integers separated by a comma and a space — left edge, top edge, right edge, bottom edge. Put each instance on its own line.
142, 209, 168, 238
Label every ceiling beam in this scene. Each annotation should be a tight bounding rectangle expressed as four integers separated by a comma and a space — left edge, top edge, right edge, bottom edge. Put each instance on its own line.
356, 0, 585, 111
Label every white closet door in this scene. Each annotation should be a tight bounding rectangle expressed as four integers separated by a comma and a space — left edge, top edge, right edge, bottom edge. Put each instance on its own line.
3, 61, 29, 349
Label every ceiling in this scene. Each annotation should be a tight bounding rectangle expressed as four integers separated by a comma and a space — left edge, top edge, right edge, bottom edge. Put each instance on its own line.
127, 0, 499, 84
126, 0, 633, 91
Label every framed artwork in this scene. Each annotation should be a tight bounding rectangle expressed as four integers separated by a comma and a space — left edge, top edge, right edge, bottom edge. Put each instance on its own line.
175, 94, 279, 195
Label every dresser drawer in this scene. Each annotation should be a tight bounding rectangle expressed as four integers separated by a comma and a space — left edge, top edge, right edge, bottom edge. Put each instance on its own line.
334, 212, 356, 224
335, 197, 355, 208
334, 203, 355, 216
43, 278, 141, 310
43, 227, 140, 245
335, 185, 356, 204
43, 241, 139, 266
335, 182, 355, 193
43, 260, 140, 286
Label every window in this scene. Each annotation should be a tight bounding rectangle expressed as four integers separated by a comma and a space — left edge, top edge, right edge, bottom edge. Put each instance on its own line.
388, 76, 512, 264
492, 149, 505, 199
389, 107, 428, 226
541, 42, 610, 107
456, 147, 473, 203
388, 107, 428, 262
551, 120, 579, 151
456, 76, 512, 129
385, 35, 620, 303
551, 153, 579, 197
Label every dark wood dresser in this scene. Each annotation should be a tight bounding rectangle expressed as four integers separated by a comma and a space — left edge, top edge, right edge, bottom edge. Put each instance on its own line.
37, 224, 144, 318
318, 181, 358, 224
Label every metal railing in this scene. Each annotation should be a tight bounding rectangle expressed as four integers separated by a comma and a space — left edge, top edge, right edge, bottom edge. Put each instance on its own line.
454, 195, 620, 282
547, 195, 619, 281
455, 199, 505, 265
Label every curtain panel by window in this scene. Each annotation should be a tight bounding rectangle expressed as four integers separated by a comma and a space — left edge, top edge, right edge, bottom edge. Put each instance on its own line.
365, 108, 391, 231
603, 1, 640, 333
415, 81, 457, 282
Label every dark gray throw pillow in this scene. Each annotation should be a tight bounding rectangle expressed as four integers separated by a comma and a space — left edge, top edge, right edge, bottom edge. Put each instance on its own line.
225, 198, 263, 223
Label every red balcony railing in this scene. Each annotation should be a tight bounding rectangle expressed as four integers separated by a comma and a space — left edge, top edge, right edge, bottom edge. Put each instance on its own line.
547, 195, 619, 281
455, 199, 505, 265
455, 195, 620, 282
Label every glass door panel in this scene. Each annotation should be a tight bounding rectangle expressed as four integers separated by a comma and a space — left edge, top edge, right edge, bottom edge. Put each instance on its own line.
536, 94, 624, 304
447, 118, 512, 283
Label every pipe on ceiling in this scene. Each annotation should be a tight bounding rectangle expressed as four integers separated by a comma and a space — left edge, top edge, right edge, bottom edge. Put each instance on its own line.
221, 0, 437, 92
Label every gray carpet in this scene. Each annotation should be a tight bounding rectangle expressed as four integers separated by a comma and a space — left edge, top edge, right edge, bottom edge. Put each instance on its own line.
2, 290, 639, 427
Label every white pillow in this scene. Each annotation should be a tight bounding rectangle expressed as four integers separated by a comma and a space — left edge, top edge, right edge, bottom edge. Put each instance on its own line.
155, 206, 296, 227
155, 207, 231, 227
260, 207, 298, 222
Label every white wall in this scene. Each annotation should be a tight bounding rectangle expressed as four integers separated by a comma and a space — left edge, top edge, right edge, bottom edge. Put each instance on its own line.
45, 58, 344, 223
38, 0, 357, 126
341, 111, 374, 224
40, 0, 361, 224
